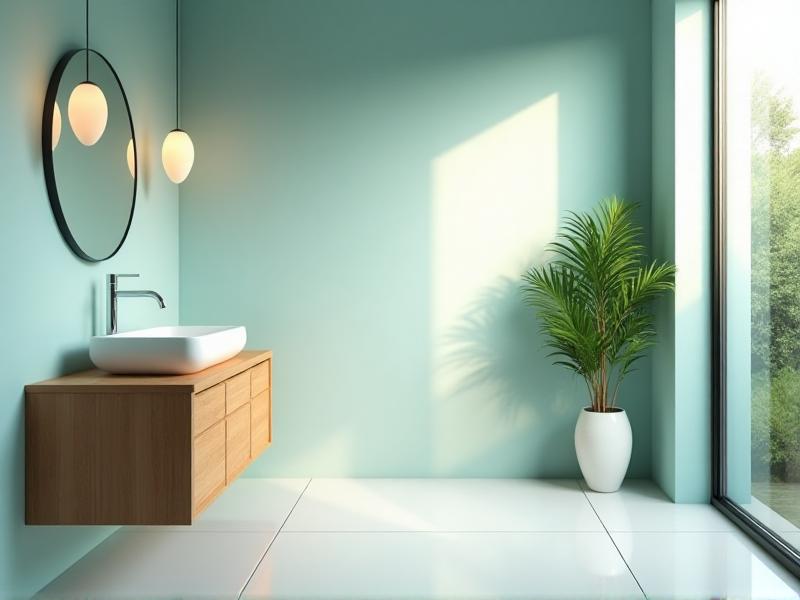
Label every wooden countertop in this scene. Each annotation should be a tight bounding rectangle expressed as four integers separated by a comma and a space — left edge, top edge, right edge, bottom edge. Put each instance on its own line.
26, 350, 272, 395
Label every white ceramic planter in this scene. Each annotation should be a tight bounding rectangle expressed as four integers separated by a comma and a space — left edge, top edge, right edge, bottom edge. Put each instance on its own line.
574, 407, 632, 493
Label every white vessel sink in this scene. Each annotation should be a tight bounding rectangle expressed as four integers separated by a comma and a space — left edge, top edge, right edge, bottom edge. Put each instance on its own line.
89, 326, 247, 375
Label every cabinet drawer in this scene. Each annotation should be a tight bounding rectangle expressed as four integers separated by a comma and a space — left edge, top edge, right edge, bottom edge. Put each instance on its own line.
193, 421, 226, 514
251, 390, 270, 453
226, 403, 251, 483
225, 371, 250, 415
251, 361, 270, 398
193, 382, 225, 435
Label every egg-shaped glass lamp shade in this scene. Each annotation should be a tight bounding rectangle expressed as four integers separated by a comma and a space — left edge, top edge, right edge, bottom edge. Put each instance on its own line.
161, 129, 194, 183
68, 81, 108, 146
52, 101, 62, 150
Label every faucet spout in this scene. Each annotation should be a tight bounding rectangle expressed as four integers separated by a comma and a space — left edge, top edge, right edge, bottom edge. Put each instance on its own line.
116, 289, 166, 309
107, 274, 166, 335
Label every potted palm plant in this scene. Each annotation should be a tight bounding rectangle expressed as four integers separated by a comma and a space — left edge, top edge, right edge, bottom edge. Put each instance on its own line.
522, 198, 675, 492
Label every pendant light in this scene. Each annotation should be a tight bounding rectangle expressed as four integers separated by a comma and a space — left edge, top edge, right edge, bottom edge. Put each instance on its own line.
162, 0, 194, 184
68, 0, 108, 146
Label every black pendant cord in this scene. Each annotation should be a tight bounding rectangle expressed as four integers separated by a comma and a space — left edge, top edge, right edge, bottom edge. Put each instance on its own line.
85, 0, 89, 81
176, 0, 180, 129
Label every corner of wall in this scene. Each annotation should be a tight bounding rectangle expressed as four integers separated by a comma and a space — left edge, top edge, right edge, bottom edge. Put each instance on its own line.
650, 0, 713, 504
651, 0, 678, 502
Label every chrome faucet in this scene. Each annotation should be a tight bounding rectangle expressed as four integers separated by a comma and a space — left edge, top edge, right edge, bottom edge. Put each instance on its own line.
107, 274, 166, 335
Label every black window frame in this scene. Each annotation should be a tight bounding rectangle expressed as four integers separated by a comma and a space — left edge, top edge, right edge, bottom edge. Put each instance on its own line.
711, 0, 800, 579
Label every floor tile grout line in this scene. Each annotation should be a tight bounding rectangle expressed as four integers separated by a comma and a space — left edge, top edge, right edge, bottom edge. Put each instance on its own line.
579, 482, 649, 600
276, 529, 611, 533
237, 478, 313, 600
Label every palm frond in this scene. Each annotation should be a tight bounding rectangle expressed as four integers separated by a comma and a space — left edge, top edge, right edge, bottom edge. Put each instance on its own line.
522, 197, 675, 411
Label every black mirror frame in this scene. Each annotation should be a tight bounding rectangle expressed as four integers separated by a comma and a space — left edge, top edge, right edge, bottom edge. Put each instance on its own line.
42, 48, 137, 263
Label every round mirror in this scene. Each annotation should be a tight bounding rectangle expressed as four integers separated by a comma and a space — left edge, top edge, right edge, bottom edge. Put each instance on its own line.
43, 49, 136, 262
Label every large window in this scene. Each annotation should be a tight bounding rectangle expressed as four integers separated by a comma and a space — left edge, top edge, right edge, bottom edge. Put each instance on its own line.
714, 0, 800, 576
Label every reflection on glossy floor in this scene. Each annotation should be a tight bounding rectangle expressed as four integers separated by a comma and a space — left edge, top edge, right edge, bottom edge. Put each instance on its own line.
38, 479, 800, 599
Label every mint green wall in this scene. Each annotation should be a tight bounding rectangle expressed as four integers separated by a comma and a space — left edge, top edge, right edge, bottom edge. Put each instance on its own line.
0, 1, 178, 596
180, 0, 654, 478
650, 0, 713, 503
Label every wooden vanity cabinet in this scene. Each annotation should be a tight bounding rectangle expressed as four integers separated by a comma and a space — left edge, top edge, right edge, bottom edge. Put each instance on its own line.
25, 350, 272, 525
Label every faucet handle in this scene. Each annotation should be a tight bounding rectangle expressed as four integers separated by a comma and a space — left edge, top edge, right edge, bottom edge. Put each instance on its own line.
108, 273, 139, 284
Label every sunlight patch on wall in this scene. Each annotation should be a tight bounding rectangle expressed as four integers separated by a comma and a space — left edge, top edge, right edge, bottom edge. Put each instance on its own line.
674, 9, 706, 312
430, 94, 559, 471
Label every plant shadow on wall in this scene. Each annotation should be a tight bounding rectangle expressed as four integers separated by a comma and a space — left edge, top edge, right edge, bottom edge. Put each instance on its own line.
439, 273, 584, 476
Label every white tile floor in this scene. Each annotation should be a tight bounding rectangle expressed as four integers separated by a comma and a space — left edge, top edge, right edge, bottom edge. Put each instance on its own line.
37, 479, 800, 599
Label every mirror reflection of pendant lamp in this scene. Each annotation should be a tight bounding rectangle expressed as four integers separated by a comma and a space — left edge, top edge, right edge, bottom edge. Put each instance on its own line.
52, 102, 62, 150
127, 139, 135, 177
68, 0, 108, 146
162, 0, 194, 184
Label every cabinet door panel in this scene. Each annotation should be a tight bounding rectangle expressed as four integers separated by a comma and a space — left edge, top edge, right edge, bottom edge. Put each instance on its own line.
251, 390, 270, 453
226, 371, 250, 414
226, 403, 251, 483
193, 382, 225, 435
251, 361, 270, 398
193, 420, 226, 514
